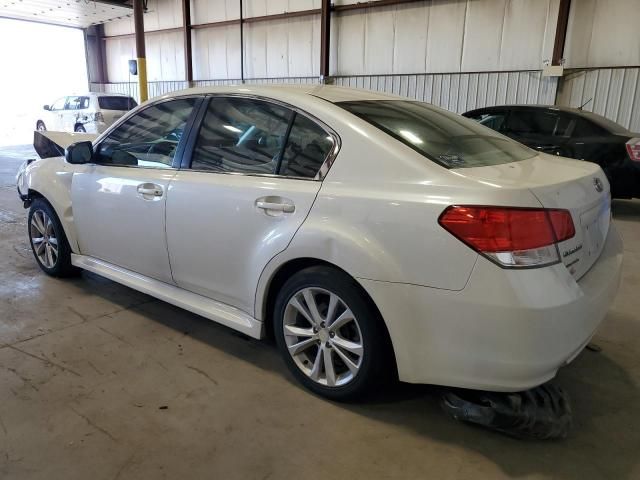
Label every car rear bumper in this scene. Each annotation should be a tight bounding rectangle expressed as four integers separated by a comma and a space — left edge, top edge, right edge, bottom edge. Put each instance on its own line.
359, 224, 623, 392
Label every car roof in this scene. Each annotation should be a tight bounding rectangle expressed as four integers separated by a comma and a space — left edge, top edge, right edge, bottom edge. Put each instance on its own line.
164, 84, 403, 103
466, 104, 632, 134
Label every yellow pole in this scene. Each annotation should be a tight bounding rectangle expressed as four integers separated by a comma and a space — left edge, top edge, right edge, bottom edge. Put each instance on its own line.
137, 57, 148, 102
133, 0, 148, 102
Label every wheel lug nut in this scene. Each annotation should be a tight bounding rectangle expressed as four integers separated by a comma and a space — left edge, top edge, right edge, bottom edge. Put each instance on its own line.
329, 332, 335, 338
325, 342, 331, 348
320, 322, 326, 328
313, 327, 318, 333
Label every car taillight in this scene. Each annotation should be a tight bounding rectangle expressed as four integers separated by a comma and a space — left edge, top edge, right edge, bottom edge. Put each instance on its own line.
439, 206, 575, 268
626, 138, 640, 162
94, 112, 104, 122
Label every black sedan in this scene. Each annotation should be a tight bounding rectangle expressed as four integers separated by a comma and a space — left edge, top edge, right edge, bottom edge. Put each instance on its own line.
463, 105, 640, 199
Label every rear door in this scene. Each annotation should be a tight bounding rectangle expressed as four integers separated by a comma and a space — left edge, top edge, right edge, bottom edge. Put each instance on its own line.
166, 96, 337, 314
98, 95, 137, 127
503, 109, 570, 154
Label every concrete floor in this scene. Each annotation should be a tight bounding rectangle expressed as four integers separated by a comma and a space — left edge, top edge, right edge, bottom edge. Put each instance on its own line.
1, 145, 639, 480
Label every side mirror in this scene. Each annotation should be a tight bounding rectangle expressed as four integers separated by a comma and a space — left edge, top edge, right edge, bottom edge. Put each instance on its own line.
43, 105, 51, 111
65, 141, 93, 164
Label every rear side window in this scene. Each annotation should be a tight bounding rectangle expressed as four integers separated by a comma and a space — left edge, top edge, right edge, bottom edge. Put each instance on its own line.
191, 97, 292, 174
98, 96, 137, 111
505, 110, 558, 135
338, 100, 534, 169
572, 118, 608, 137
280, 114, 334, 178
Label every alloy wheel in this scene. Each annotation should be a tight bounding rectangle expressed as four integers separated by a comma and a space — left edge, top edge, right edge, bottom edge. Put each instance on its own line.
283, 287, 364, 387
30, 209, 58, 268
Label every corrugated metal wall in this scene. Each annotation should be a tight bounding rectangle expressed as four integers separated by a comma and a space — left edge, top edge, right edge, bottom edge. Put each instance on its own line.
91, 69, 557, 115
556, 68, 640, 132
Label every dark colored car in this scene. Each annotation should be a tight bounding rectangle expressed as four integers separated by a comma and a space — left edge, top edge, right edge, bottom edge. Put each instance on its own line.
463, 105, 640, 198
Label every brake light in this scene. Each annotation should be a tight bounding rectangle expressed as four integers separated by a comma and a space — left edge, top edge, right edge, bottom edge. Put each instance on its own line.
626, 138, 640, 162
439, 206, 575, 268
94, 112, 104, 122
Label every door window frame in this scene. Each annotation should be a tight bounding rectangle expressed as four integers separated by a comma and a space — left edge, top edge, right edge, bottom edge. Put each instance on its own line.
180, 94, 341, 181
91, 95, 205, 170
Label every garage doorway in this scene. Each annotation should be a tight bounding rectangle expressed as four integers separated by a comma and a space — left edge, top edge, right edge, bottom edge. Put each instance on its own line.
0, 19, 88, 147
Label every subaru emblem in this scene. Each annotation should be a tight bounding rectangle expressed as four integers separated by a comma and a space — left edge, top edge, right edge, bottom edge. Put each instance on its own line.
593, 177, 604, 193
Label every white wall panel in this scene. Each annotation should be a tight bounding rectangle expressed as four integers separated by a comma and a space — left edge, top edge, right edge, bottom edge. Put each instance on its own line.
565, 0, 640, 68
392, 4, 428, 73
425, 1, 466, 73
192, 25, 242, 80
461, 0, 506, 72
105, 31, 184, 82
192, 0, 239, 24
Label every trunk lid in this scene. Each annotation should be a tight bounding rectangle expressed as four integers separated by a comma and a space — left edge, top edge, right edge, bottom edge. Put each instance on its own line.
453, 153, 611, 280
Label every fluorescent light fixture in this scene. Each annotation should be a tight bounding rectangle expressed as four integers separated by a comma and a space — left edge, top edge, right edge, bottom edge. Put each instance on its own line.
223, 125, 243, 133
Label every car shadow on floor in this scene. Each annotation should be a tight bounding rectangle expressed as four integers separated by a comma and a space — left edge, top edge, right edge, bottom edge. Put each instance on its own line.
70, 271, 640, 480
612, 198, 640, 221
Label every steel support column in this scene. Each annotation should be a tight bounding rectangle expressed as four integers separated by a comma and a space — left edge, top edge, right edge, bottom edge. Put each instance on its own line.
133, 0, 148, 102
182, 0, 193, 86
240, 0, 244, 84
552, 0, 571, 66
320, 0, 330, 82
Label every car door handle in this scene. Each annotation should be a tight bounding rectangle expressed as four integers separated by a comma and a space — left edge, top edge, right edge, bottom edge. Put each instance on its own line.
137, 183, 163, 197
255, 197, 295, 214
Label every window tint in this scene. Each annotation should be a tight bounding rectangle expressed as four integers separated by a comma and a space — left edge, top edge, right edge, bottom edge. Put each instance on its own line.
554, 115, 573, 136
505, 110, 558, 135
191, 97, 292, 174
469, 111, 506, 132
98, 96, 137, 111
51, 98, 66, 111
338, 100, 534, 169
572, 118, 608, 137
280, 114, 334, 178
97, 98, 196, 168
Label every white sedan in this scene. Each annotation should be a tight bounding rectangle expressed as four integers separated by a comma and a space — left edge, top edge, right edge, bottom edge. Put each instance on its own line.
16, 85, 623, 400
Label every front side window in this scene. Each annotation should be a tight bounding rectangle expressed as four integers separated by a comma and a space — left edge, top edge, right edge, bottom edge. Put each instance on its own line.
338, 100, 534, 169
572, 118, 608, 137
51, 98, 66, 111
280, 114, 334, 178
191, 97, 292, 174
65, 96, 89, 110
471, 111, 506, 132
97, 97, 196, 168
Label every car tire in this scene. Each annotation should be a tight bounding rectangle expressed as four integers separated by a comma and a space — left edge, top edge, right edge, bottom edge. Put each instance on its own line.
28, 198, 80, 277
274, 266, 394, 401
74, 124, 86, 133
36, 121, 46, 131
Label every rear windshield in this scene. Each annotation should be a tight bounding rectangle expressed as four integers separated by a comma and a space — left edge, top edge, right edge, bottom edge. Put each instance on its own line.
98, 96, 137, 111
337, 100, 535, 168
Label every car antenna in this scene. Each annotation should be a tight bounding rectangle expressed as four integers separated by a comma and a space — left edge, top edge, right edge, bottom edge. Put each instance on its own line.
578, 98, 592, 110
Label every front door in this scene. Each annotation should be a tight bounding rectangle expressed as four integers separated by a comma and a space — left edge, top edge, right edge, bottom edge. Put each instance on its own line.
166, 96, 337, 314
71, 97, 198, 283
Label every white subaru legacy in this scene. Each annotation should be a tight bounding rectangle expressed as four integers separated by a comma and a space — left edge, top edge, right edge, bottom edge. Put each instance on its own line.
16, 85, 623, 400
